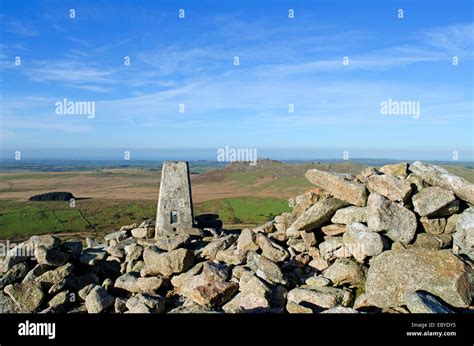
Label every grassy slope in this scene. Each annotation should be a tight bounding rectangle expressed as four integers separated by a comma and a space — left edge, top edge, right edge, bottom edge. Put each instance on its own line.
0, 196, 290, 239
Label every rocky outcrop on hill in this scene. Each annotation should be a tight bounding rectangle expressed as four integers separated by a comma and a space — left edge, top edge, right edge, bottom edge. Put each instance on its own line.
29, 191, 75, 202
0, 161, 472, 313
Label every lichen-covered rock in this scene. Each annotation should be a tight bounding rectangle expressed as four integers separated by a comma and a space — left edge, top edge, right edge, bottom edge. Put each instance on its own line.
35, 246, 69, 266
191, 280, 238, 307
236, 228, 259, 253
412, 187, 458, 217
343, 222, 384, 261
380, 162, 408, 177
246, 251, 287, 285
142, 247, 194, 276
286, 198, 349, 236
85, 285, 114, 313
256, 233, 289, 262
155, 234, 189, 251
404, 291, 454, 313
331, 206, 367, 225
197, 234, 237, 260
366, 174, 412, 202
323, 258, 367, 288
125, 293, 165, 313
367, 193, 417, 244
0, 262, 29, 289
365, 248, 471, 308
4, 282, 44, 312
286, 286, 351, 312
453, 207, 474, 260
305, 169, 368, 206
409, 161, 474, 204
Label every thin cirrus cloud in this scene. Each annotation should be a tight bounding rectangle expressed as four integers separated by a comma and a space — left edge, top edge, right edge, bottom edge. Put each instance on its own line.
4, 20, 39, 37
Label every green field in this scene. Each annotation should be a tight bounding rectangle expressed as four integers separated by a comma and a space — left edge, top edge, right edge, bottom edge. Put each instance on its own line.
195, 196, 291, 224
0, 196, 290, 240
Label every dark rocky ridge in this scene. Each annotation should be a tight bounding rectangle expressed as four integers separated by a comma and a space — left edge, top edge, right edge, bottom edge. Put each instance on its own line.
29, 191, 75, 202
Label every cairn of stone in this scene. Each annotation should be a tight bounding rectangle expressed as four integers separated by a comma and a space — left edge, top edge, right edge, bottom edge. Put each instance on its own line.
0, 161, 472, 313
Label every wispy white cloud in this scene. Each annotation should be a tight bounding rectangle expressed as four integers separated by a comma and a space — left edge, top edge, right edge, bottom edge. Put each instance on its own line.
26, 60, 117, 87
422, 22, 474, 55
4, 20, 39, 36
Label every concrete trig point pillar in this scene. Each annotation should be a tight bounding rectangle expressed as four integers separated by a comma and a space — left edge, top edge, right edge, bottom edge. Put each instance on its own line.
155, 161, 194, 237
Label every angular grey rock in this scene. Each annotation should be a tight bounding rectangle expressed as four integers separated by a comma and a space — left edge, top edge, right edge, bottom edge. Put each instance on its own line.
323, 258, 367, 288
0, 242, 33, 274
197, 234, 237, 260
143, 247, 194, 276
222, 292, 271, 313
256, 233, 289, 262
36, 263, 74, 292
343, 223, 384, 261
287, 286, 351, 312
115, 297, 128, 313
114, 272, 141, 293
155, 234, 190, 251
365, 248, 471, 308
379, 162, 408, 177
191, 280, 239, 307
412, 187, 457, 217
104, 230, 129, 242
80, 248, 108, 265
22, 264, 52, 283
236, 228, 259, 253
0, 262, 29, 289
215, 245, 246, 265
286, 198, 349, 236
290, 191, 325, 217
85, 286, 114, 313
321, 224, 346, 236
137, 276, 166, 292
331, 206, 367, 225
0, 291, 23, 313
409, 161, 474, 204
131, 227, 154, 238
246, 251, 287, 285
308, 257, 330, 271
367, 193, 417, 244
304, 276, 331, 288
305, 169, 368, 206
169, 304, 219, 314
61, 240, 83, 259
48, 290, 71, 307
29, 235, 60, 249
453, 207, 474, 260
124, 243, 143, 262
4, 282, 44, 312
126, 293, 165, 313
414, 233, 452, 250
78, 284, 95, 301
366, 174, 412, 202
287, 288, 338, 311
35, 246, 69, 266
319, 237, 344, 260
420, 217, 446, 235
404, 291, 455, 313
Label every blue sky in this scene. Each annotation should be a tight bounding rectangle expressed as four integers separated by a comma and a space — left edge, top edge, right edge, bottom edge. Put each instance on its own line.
0, 0, 473, 161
